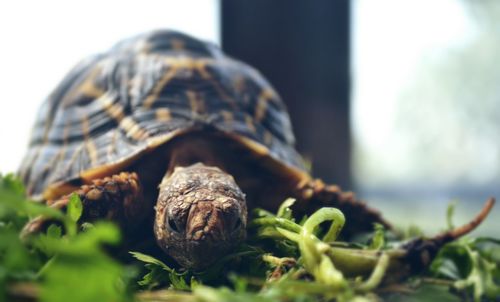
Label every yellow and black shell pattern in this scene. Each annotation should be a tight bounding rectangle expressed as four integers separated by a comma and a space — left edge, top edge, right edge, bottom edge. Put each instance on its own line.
19, 30, 307, 200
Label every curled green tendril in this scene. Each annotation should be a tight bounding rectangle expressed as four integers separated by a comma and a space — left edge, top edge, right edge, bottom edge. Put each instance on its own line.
268, 206, 348, 290
303, 207, 345, 242
299, 208, 346, 288
254, 199, 391, 295
355, 252, 390, 292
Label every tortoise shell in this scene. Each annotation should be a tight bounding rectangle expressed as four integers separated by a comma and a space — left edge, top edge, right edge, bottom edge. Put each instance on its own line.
19, 30, 309, 200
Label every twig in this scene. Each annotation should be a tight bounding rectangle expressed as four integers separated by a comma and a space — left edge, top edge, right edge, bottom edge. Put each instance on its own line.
428, 197, 496, 248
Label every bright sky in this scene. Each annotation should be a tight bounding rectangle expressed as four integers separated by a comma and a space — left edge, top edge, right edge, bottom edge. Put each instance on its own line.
0, 0, 220, 173
351, 0, 475, 186
352, 0, 472, 148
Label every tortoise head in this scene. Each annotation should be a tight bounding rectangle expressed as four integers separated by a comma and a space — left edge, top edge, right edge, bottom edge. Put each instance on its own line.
154, 163, 247, 269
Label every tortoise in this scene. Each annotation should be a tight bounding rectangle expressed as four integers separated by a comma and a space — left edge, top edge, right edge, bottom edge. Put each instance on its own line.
19, 30, 390, 269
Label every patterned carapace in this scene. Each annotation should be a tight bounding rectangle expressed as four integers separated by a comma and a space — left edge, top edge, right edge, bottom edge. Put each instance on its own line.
19, 30, 306, 200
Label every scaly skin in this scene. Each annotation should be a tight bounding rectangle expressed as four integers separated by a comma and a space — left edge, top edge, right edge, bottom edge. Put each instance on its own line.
22, 172, 144, 235
154, 163, 247, 269
294, 179, 392, 238
23, 166, 247, 270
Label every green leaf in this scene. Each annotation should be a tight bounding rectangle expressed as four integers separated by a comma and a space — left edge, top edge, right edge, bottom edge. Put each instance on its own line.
431, 241, 472, 280
137, 264, 170, 288
446, 201, 457, 230
130, 251, 188, 290
130, 252, 175, 273
169, 273, 191, 290
47, 225, 62, 239
430, 237, 500, 301
367, 223, 386, 250
0, 173, 25, 195
37, 222, 128, 302
67, 193, 83, 223
0, 174, 63, 225
384, 284, 461, 302
35, 222, 120, 257
276, 198, 296, 219
40, 256, 126, 302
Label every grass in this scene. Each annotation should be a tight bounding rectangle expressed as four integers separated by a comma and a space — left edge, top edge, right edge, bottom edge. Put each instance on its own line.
1, 173, 499, 302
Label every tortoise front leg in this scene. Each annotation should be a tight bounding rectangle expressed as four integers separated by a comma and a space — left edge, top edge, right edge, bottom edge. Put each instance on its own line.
23, 172, 145, 235
294, 179, 392, 238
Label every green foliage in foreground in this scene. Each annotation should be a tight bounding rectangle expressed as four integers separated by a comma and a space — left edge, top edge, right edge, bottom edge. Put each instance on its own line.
0, 174, 130, 302
0, 173, 499, 302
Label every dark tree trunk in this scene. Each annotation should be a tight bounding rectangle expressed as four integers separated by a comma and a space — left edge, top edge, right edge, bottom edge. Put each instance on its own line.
221, 0, 352, 188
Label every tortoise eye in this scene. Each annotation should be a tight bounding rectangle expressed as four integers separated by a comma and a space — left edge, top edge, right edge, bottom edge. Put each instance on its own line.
231, 217, 243, 233
166, 214, 181, 233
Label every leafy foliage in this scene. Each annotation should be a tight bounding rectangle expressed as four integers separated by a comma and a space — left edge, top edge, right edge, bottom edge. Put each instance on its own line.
0, 173, 130, 302
1, 173, 499, 302
431, 237, 500, 301
130, 251, 189, 290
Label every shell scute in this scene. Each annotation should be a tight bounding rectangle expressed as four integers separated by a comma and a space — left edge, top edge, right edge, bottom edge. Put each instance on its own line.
20, 30, 305, 199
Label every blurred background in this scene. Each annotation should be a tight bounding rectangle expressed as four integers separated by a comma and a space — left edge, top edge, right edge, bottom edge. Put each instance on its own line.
0, 0, 498, 235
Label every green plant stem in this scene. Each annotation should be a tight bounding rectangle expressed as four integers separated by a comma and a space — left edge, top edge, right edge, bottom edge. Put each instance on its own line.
302, 207, 345, 242
36, 255, 57, 279
251, 217, 302, 233
355, 253, 390, 292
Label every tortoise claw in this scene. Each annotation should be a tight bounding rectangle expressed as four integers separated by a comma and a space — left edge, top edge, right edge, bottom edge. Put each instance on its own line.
294, 179, 392, 238
21, 172, 145, 237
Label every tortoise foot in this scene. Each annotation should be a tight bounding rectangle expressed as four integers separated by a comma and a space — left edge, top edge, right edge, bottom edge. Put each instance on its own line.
23, 172, 144, 236
294, 179, 392, 238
